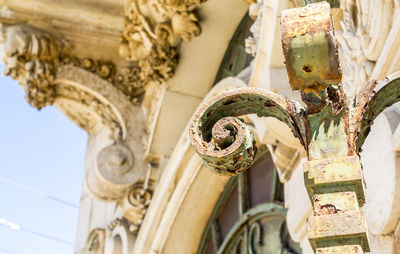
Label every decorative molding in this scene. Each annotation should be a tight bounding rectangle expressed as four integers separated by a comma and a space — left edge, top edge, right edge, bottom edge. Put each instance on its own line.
55, 83, 124, 140
104, 218, 136, 254
119, 0, 207, 88
85, 143, 139, 201
0, 24, 63, 109
121, 180, 154, 233
86, 228, 106, 254
0, 23, 155, 107
245, 0, 264, 57
85, 218, 136, 254
336, 0, 393, 99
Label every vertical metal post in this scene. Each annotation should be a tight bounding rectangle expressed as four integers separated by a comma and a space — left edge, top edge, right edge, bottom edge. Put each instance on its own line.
281, 2, 369, 253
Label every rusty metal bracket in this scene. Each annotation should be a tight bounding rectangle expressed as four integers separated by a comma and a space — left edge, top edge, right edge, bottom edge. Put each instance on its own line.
293, 0, 340, 8
189, 1, 400, 253
304, 156, 369, 252
281, 3, 341, 91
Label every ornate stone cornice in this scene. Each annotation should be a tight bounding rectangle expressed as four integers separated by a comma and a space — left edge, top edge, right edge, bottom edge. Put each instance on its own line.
0, 23, 164, 108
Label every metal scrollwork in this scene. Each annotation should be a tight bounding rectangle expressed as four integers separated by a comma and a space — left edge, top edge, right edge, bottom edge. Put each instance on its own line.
190, 2, 400, 252
248, 221, 263, 254
217, 203, 298, 254
189, 88, 305, 176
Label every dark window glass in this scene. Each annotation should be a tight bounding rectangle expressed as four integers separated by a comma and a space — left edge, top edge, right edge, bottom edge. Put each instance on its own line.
218, 185, 239, 239
249, 152, 275, 207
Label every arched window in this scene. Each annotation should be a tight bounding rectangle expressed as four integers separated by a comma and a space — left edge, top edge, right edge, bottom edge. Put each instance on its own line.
197, 151, 301, 254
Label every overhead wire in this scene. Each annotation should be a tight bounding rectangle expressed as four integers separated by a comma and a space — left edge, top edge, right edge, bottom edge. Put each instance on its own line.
0, 176, 78, 209
0, 176, 76, 251
0, 218, 73, 246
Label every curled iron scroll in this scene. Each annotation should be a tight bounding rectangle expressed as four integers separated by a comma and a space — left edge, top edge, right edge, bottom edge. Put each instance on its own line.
353, 71, 400, 153
189, 87, 305, 176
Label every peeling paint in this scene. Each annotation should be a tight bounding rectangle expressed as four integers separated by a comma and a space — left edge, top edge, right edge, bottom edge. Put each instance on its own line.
188, 2, 400, 253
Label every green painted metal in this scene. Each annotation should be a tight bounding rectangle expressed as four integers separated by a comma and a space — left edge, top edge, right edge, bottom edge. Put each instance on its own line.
238, 171, 250, 215
295, 0, 340, 8
217, 203, 287, 254
213, 14, 254, 84
354, 72, 400, 153
281, 2, 341, 91
190, 1, 400, 253
189, 88, 305, 176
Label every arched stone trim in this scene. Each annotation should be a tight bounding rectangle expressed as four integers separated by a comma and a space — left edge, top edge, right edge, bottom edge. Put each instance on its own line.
54, 66, 129, 141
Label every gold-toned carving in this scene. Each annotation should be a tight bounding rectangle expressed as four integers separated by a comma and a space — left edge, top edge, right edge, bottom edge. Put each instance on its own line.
0, 23, 160, 106
119, 0, 206, 90
121, 179, 154, 233
86, 228, 106, 254
0, 24, 63, 109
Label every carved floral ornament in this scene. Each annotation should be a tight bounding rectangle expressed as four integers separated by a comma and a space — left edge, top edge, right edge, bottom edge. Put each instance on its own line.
118, 0, 208, 89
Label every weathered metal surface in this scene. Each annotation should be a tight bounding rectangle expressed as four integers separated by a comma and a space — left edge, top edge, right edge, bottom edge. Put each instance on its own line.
189, 88, 305, 176
281, 2, 341, 91
294, 0, 340, 8
352, 71, 400, 153
313, 192, 359, 216
308, 211, 369, 252
216, 203, 288, 254
189, 1, 400, 253
304, 156, 365, 205
197, 158, 301, 254
306, 106, 350, 160
316, 245, 363, 254
304, 156, 369, 252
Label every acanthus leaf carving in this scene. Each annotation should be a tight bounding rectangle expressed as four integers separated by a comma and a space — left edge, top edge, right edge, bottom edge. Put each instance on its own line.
0, 24, 63, 109
119, 0, 207, 89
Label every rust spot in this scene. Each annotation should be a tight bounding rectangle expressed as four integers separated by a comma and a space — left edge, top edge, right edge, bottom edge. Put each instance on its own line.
303, 65, 312, 73
319, 204, 340, 215
222, 99, 236, 106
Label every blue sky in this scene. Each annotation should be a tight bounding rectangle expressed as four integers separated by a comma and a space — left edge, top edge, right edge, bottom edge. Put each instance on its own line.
0, 72, 88, 253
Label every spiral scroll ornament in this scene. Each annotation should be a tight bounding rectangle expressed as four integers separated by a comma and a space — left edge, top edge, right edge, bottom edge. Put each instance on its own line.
189, 88, 305, 176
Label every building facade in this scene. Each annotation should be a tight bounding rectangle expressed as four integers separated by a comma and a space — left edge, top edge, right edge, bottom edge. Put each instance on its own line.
1, 0, 400, 253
